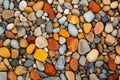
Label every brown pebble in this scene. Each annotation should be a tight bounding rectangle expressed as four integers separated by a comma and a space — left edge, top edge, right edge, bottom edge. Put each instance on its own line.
8, 71, 17, 80
45, 63, 57, 76
27, 35, 35, 43
108, 60, 117, 71
70, 58, 78, 71
0, 40, 3, 47
5, 31, 15, 39
107, 74, 119, 80
11, 49, 19, 59
85, 32, 94, 43
30, 71, 41, 80
48, 38, 59, 50
94, 22, 104, 34
105, 34, 116, 45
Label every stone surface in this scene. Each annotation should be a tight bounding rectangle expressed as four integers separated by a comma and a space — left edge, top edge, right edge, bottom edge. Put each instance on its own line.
59, 44, 66, 54
36, 61, 45, 71
0, 72, 7, 80
68, 24, 78, 37
48, 38, 59, 50
94, 22, 104, 34
14, 66, 27, 75
33, 1, 44, 11
108, 60, 117, 71
2, 10, 14, 20
65, 71, 75, 80
70, 58, 78, 71
19, 1, 27, 11
26, 44, 35, 54
105, 23, 113, 33
105, 34, 116, 45
0, 47, 10, 58
67, 15, 79, 24
83, 11, 95, 22
30, 71, 41, 80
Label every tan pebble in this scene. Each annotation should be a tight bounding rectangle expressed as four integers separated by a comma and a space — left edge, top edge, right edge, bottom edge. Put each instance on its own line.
49, 50, 56, 57
103, 0, 111, 5
33, 1, 44, 11
115, 55, 120, 64
115, 45, 120, 55
8, 71, 17, 80
3, 59, 10, 67
20, 39, 28, 48
65, 71, 75, 80
94, 22, 104, 34
14, 66, 27, 75
72, 52, 80, 59
103, 6, 110, 12
85, 32, 94, 43
97, 43, 103, 53
53, 22, 59, 28
3, 39, 10, 47
11, 49, 19, 59
105, 34, 116, 45
0, 62, 7, 71
110, 1, 118, 9
108, 10, 114, 16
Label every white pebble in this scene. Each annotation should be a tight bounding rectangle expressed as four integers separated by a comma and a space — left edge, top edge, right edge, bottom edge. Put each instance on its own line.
7, 23, 14, 30
19, 1, 27, 11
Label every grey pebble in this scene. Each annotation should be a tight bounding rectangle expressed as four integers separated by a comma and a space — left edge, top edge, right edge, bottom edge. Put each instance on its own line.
94, 37, 100, 43
68, 24, 78, 37
10, 2, 14, 10
53, 28, 60, 33
36, 19, 45, 25
79, 56, 86, 66
113, 17, 119, 27
17, 76, 24, 80
17, 26, 26, 37
37, 71, 48, 77
99, 74, 107, 80
64, 3, 72, 9
55, 56, 65, 70
26, 55, 34, 60
95, 61, 104, 67
17, 22, 28, 27
4, 0, 9, 9
78, 39, 90, 55
43, 77, 60, 80
80, 0, 88, 6
60, 73, 67, 80
11, 39, 20, 49
0, 0, 3, 5
76, 74, 82, 80
0, 72, 7, 80
24, 60, 34, 67
58, 16, 66, 24
46, 22, 53, 33
59, 44, 66, 54
112, 29, 117, 36
0, 27, 5, 35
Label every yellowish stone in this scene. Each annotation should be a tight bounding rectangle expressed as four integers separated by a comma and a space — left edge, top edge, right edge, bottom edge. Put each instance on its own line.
20, 39, 28, 48
14, 66, 27, 75
33, 49, 48, 62
0, 62, 7, 71
26, 44, 36, 54
33, 1, 44, 11
83, 23, 92, 34
0, 47, 10, 58
25, 7, 33, 13
78, 33, 84, 39
12, 27, 17, 34
67, 15, 79, 24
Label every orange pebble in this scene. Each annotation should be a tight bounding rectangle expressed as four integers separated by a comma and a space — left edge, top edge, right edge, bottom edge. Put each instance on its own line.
28, 1, 35, 7
78, 33, 84, 39
53, 33, 59, 40
0, 40, 2, 47
12, 27, 17, 34
59, 29, 70, 38
28, 21, 32, 26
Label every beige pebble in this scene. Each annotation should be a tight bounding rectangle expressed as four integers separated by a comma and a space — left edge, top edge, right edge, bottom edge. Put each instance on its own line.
65, 71, 75, 80
110, 1, 118, 9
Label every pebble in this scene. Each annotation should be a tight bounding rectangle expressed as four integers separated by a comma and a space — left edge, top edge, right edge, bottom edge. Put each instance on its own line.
14, 66, 27, 75
36, 10, 43, 18
57, 5, 63, 13
26, 44, 35, 54
0, 27, 5, 35
115, 45, 120, 55
33, 1, 44, 11
34, 27, 42, 36
11, 39, 19, 49
94, 22, 104, 34
89, 74, 99, 80
0, 0, 3, 5
17, 76, 24, 80
30, 71, 41, 80
3, 0, 9, 9
70, 58, 78, 71
58, 16, 67, 24
19, 1, 27, 11
24, 7, 33, 13
59, 44, 66, 54
11, 59, 19, 67
36, 61, 45, 71
46, 22, 53, 33
95, 61, 104, 67
108, 60, 117, 71
8, 71, 17, 80
86, 49, 99, 62
67, 15, 79, 24
68, 24, 78, 37
71, 9, 80, 16
3, 39, 10, 47
79, 56, 86, 66
55, 56, 65, 70
48, 38, 59, 50
24, 60, 34, 67
17, 27, 26, 37
0, 62, 7, 71
114, 55, 120, 64
59, 37, 66, 44
0, 72, 7, 80
33, 49, 48, 62
43, 77, 60, 80
59, 29, 70, 38
7, 23, 14, 30
64, 3, 72, 9
28, 12, 36, 21
45, 63, 57, 76
83, 23, 92, 34
65, 71, 75, 80
80, 0, 88, 6
58, 0, 64, 5
112, 29, 117, 36
105, 22, 113, 33
67, 37, 78, 52
78, 39, 90, 54
113, 17, 119, 27
2, 10, 14, 20
20, 39, 28, 48
105, 34, 116, 45
110, 1, 118, 9
85, 32, 94, 43
60, 73, 67, 80
10, 2, 14, 10
83, 10, 95, 22
103, 0, 111, 5
0, 47, 10, 58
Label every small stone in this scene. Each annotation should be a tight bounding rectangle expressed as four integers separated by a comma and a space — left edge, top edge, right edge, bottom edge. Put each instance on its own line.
20, 39, 28, 48
36, 19, 46, 25
33, 49, 48, 62
3, 39, 10, 47
5, 31, 15, 39
58, 16, 67, 24
11, 59, 19, 67
24, 60, 34, 67
58, 0, 64, 5
2, 10, 14, 20
34, 27, 42, 36
11, 49, 19, 59
55, 56, 65, 70
83, 11, 95, 22
95, 61, 104, 67
28, 12, 36, 21
105, 34, 116, 45
14, 66, 27, 75
59, 44, 66, 54
0, 0, 3, 5
36, 10, 43, 18
88, 1, 101, 13
33, 1, 44, 11
83, 23, 92, 34
105, 22, 113, 33
71, 9, 80, 16
19, 1, 27, 11
79, 56, 86, 66
115, 45, 120, 55
68, 24, 78, 37
110, 1, 118, 9
67, 15, 79, 24
27, 35, 35, 43
89, 74, 99, 80
103, 0, 111, 5
67, 37, 78, 52
65, 71, 75, 80
70, 58, 78, 71
8, 71, 17, 80
60, 73, 67, 80
94, 22, 104, 34
17, 76, 24, 80
45, 63, 57, 76
48, 38, 59, 50
85, 32, 94, 43
10, 2, 14, 10
36, 61, 45, 71
72, 0, 79, 4
86, 49, 99, 62
3, 0, 9, 9
108, 60, 117, 71
57, 5, 63, 13
24, 7, 33, 13
17, 26, 26, 37
113, 17, 119, 27
30, 71, 41, 80
114, 55, 120, 64
35, 36, 48, 48
112, 29, 117, 36
107, 74, 119, 80
0, 47, 10, 58
59, 37, 66, 44
43, 2, 55, 19
43, 77, 60, 80
0, 62, 7, 71
59, 29, 70, 38
0, 72, 7, 80
78, 39, 90, 54
11, 39, 19, 49
26, 44, 35, 54
72, 52, 80, 59
0, 27, 5, 35
7, 23, 14, 30
46, 22, 53, 33
80, 0, 88, 6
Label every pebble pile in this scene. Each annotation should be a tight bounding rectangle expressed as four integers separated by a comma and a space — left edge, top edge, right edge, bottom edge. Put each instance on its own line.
0, 0, 120, 80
